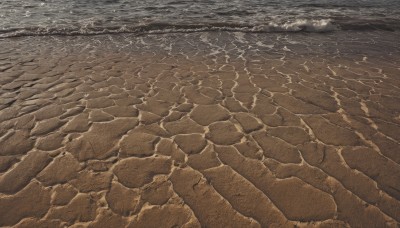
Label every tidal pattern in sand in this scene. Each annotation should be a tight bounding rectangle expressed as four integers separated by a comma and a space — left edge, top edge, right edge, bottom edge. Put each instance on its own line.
0, 31, 400, 227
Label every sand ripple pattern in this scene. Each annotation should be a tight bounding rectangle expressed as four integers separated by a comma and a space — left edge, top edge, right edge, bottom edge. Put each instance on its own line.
0, 31, 400, 227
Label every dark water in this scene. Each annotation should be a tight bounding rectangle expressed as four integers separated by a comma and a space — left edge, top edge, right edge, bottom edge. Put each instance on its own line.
1, 0, 400, 37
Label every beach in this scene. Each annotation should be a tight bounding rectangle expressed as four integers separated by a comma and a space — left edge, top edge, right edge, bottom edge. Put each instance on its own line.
0, 31, 399, 227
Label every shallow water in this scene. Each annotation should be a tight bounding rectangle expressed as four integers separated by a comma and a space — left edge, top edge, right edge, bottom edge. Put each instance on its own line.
1, 0, 400, 37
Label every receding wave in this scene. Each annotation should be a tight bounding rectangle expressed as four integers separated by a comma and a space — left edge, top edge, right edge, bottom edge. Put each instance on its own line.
0, 19, 398, 38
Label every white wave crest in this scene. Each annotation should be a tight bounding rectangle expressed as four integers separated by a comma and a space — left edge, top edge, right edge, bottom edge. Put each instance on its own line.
0, 19, 341, 38
263, 19, 338, 32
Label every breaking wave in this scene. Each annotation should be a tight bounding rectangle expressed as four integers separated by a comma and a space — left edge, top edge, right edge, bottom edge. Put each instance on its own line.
0, 19, 397, 38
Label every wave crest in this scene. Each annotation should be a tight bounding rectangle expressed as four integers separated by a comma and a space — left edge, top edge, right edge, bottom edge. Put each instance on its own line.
267, 19, 337, 32
0, 18, 396, 38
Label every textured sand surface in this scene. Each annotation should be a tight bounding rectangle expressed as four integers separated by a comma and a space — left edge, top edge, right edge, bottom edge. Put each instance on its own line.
0, 32, 399, 227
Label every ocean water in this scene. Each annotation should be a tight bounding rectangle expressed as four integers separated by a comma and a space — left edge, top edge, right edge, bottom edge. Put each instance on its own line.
1, 0, 400, 37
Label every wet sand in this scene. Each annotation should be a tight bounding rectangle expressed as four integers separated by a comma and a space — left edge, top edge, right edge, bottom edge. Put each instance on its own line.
0, 31, 400, 227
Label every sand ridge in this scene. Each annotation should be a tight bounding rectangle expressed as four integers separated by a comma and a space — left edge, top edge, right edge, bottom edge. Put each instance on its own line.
0, 31, 400, 227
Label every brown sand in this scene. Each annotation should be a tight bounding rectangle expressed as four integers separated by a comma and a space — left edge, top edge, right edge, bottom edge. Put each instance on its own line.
0, 32, 399, 227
